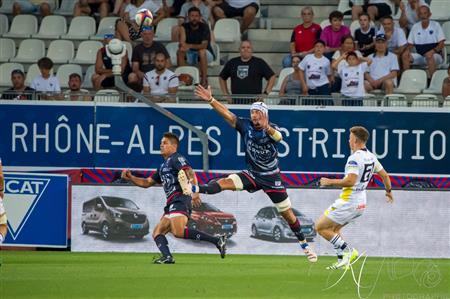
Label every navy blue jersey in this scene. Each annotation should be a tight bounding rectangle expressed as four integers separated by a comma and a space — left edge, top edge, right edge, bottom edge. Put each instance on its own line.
235, 117, 280, 174
151, 152, 191, 200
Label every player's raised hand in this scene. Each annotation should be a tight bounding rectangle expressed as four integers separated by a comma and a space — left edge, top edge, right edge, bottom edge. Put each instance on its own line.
385, 191, 394, 203
121, 169, 133, 181
260, 110, 269, 130
195, 84, 213, 102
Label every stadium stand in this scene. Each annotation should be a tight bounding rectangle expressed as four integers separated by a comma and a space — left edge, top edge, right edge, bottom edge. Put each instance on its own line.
56, 64, 83, 89
0, 38, 16, 62
10, 39, 45, 63
2, 14, 38, 38
0, 62, 24, 86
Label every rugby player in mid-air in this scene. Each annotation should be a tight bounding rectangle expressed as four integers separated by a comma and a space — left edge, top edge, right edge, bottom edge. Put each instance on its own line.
177, 84, 317, 262
0, 158, 7, 245
316, 126, 393, 270
121, 132, 226, 264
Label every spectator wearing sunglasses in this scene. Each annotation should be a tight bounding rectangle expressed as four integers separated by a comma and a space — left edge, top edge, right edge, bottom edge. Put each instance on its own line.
143, 52, 179, 100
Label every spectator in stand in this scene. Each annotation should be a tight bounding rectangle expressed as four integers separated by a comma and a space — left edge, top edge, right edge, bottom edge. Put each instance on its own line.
219, 40, 275, 103
115, 0, 165, 42
352, 0, 394, 21
64, 73, 91, 101
167, 0, 188, 17
401, 4, 445, 80
442, 66, 450, 99
31, 57, 61, 96
282, 6, 322, 68
92, 34, 132, 90
399, 0, 425, 32
177, 7, 214, 87
354, 13, 376, 57
143, 52, 179, 100
128, 26, 170, 85
1, 69, 34, 100
364, 34, 399, 95
320, 11, 351, 60
279, 56, 303, 105
12, 0, 52, 16
212, 0, 259, 33
331, 35, 363, 92
112, 0, 130, 16
378, 15, 409, 62
74, 0, 112, 18
172, 0, 211, 41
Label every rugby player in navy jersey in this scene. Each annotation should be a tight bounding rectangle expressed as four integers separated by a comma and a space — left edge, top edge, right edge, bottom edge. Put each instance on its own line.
121, 132, 227, 264
180, 85, 317, 262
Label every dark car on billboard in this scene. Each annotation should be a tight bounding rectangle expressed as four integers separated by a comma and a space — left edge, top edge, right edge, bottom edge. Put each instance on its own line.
251, 206, 316, 242
81, 196, 150, 239
187, 202, 237, 238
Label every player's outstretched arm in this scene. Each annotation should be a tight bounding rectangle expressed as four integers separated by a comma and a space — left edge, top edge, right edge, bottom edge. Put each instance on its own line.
320, 174, 358, 188
195, 84, 237, 128
121, 169, 155, 188
377, 169, 393, 203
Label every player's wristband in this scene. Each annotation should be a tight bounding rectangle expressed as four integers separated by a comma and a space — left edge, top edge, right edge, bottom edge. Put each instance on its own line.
207, 96, 215, 103
385, 189, 392, 193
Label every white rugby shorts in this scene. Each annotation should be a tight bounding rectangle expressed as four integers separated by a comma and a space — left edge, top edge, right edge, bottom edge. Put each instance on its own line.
324, 200, 366, 225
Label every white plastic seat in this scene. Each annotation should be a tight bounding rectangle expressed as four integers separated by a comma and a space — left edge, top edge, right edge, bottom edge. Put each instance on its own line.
26, 63, 54, 86
10, 39, 45, 63
0, 38, 16, 62
155, 17, 178, 41
123, 41, 132, 62
320, 19, 331, 29
174, 66, 199, 90
165, 42, 178, 66
70, 40, 103, 64
384, 94, 408, 106
412, 94, 440, 107
430, 0, 450, 21
94, 89, 120, 102
62, 16, 96, 40
214, 19, 240, 42
56, 64, 83, 89
82, 65, 95, 89
209, 43, 220, 66
0, 13, 8, 34
337, 0, 351, 14
91, 17, 119, 40
47, 40, 74, 63
393, 69, 427, 93
54, 0, 77, 16
272, 67, 294, 93
422, 69, 448, 94
3, 14, 38, 38
444, 96, 450, 107
32, 15, 67, 39
0, 62, 24, 86
0, 0, 14, 14
444, 21, 450, 46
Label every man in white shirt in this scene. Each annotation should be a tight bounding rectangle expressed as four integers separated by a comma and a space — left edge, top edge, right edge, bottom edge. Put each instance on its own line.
378, 15, 409, 61
212, 0, 259, 33
402, 4, 446, 79
399, 0, 425, 31
364, 34, 399, 94
143, 52, 179, 101
31, 57, 61, 100
0, 158, 7, 245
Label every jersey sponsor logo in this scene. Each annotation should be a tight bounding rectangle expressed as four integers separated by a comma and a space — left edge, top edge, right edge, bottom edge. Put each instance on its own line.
237, 65, 249, 79
3, 177, 50, 240
348, 160, 358, 166
169, 204, 176, 211
275, 181, 282, 187
178, 156, 187, 166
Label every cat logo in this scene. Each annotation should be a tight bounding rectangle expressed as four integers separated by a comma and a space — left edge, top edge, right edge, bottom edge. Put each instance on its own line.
237, 65, 249, 79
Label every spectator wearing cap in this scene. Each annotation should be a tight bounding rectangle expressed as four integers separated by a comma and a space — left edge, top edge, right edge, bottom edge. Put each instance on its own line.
64, 73, 92, 101
212, 0, 259, 33
320, 11, 351, 60
143, 52, 179, 101
364, 34, 399, 95
442, 66, 450, 99
1, 69, 34, 100
12, 0, 52, 16
401, 4, 445, 79
31, 57, 61, 95
128, 26, 171, 85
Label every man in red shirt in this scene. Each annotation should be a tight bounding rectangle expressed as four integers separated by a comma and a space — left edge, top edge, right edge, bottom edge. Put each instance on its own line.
282, 6, 322, 68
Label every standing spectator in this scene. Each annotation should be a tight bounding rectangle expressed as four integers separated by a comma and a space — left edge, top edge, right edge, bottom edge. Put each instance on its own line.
298, 40, 333, 103
378, 16, 409, 59
331, 35, 362, 92
279, 56, 303, 105
442, 66, 450, 99
364, 34, 399, 95
352, 0, 394, 21
399, 0, 425, 32
172, 0, 211, 41
143, 52, 179, 98
31, 57, 61, 94
178, 7, 214, 87
402, 4, 445, 79
219, 40, 275, 102
354, 13, 376, 57
1, 69, 34, 100
320, 11, 351, 60
115, 0, 165, 42
64, 73, 92, 101
212, 0, 259, 33
92, 34, 132, 90
282, 6, 321, 68
74, 0, 111, 18
129, 26, 170, 85
12, 0, 52, 16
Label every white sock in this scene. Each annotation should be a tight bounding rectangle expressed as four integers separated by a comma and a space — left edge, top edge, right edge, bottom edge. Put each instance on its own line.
330, 234, 348, 259
0, 233, 4, 244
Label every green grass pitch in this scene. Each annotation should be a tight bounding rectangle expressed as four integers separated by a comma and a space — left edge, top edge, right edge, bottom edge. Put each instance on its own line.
1, 251, 449, 299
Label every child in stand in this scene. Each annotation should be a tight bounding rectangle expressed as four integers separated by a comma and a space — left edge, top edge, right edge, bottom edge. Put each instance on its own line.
354, 13, 376, 57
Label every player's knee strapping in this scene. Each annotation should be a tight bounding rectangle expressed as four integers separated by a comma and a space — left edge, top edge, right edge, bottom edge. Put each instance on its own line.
228, 174, 243, 191
274, 197, 291, 212
199, 180, 222, 194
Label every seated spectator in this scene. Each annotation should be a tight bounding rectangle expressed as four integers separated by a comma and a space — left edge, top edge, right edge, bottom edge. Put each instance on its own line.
212, 0, 259, 33
115, 0, 165, 42
279, 56, 303, 105
1, 69, 34, 100
320, 11, 351, 60
219, 40, 275, 103
129, 26, 170, 85
354, 13, 376, 57
282, 6, 321, 68
364, 34, 399, 94
298, 40, 333, 105
332, 51, 372, 105
352, 0, 393, 21
112, 0, 130, 16
167, 0, 188, 17
64, 73, 91, 101
143, 52, 179, 99
177, 7, 214, 87
378, 16, 409, 60
442, 66, 450, 99
402, 4, 445, 79
92, 34, 132, 90
74, 0, 111, 18
12, 0, 52, 16
399, 0, 425, 32
331, 35, 362, 92
31, 57, 61, 97
172, 0, 211, 41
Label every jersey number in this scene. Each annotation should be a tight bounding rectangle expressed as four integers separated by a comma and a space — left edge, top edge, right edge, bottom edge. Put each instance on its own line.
361, 163, 375, 183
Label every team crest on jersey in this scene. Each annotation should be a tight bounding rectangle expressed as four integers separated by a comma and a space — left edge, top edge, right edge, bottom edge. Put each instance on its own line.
178, 156, 187, 166
237, 65, 249, 79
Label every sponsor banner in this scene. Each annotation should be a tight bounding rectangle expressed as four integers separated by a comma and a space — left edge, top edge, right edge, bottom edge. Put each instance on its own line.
2, 173, 69, 247
1, 102, 449, 175
71, 185, 450, 258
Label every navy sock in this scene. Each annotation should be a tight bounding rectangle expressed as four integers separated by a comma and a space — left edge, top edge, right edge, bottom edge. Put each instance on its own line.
198, 181, 222, 194
154, 234, 172, 257
289, 218, 306, 242
184, 227, 219, 244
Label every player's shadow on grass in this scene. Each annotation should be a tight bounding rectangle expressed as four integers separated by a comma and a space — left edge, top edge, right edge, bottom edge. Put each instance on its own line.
250, 235, 299, 243
84, 232, 149, 243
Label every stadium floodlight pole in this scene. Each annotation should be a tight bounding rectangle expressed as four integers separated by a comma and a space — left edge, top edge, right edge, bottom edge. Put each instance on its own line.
107, 39, 210, 171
